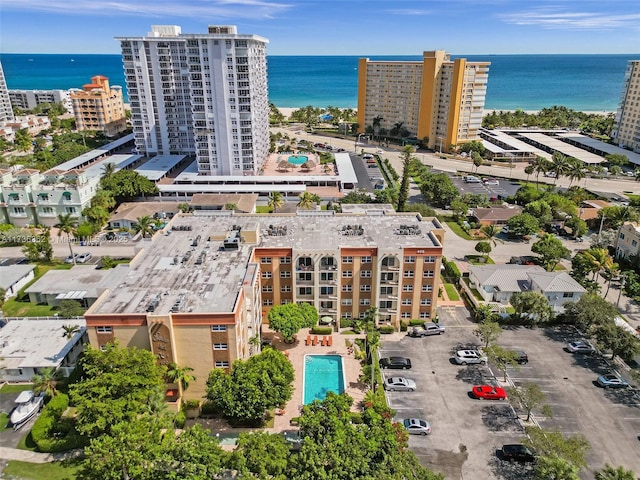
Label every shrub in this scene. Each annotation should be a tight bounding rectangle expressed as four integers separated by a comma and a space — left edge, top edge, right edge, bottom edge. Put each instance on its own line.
174, 410, 186, 428
200, 400, 217, 415
340, 318, 353, 329
350, 412, 363, 424
289, 417, 300, 426
31, 394, 86, 452
378, 326, 395, 334
400, 321, 408, 332
183, 399, 200, 410
311, 326, 333, 335
444, 259, 461, 283
409, 319, 423, 326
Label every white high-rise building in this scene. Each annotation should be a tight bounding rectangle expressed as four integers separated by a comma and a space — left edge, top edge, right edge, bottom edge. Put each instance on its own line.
612, 60, 640, 153
116, 25, 269, 175
0, 61, 15, 122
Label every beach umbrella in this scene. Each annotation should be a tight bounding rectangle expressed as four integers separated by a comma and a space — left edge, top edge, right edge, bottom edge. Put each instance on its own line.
320, 316, 333, 324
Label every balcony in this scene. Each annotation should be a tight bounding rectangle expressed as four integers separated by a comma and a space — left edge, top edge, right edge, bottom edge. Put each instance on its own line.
9, 211, 28, 218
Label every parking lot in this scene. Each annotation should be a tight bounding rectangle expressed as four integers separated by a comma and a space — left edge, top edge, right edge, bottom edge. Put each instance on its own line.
448, 174, 521, 200
379, 308, 640, 479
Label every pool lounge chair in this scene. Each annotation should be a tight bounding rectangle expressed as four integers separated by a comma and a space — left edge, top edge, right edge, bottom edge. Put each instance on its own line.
321, 336, 327, 346
327, 336, 332, 347
305, 335, 312, 346
312, 335, 318, 346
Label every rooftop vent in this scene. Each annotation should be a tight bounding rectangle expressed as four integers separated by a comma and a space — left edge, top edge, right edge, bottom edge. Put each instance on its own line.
395, 224, 421, 236
340, 225, 364, 236
146, 294, 161, 312
266, 225, 288, 236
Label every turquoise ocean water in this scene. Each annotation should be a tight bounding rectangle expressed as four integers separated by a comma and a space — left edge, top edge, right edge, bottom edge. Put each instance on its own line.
1, 53, 637, 111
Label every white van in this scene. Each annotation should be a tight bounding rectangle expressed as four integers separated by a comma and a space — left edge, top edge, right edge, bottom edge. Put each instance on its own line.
463, 175, 481, 183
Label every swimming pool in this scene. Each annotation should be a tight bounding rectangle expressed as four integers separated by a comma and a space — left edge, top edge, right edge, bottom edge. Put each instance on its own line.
288, 155, 308, 165
303, 354, 346, 404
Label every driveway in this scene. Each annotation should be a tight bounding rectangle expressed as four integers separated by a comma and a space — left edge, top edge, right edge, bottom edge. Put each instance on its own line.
0, 390, 40, 448
349, 153, 374, 191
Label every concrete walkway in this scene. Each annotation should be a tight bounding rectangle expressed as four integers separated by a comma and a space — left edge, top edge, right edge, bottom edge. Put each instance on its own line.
0, 446, 82, 463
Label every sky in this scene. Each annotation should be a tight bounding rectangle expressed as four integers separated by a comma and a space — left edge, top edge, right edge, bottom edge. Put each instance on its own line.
1, 0, 639, 55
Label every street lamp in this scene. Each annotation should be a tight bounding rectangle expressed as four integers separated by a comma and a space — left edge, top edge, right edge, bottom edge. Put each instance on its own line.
437, 136, 443, 154
355, 133, 367, 152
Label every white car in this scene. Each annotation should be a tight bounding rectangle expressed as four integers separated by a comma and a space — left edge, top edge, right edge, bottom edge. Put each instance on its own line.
483, 178, 499, 186
454, 350, 487, 365
76, 252, 93, 264
383, 377, 417, 392
464, 175, 481, 183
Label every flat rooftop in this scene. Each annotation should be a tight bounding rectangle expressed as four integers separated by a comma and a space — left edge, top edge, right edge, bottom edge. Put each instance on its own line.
90, 212, 443, 316
556, 133, 640, 166
517, 132, 604, 164
135, 155, 187, 181
25, 265, 130, 299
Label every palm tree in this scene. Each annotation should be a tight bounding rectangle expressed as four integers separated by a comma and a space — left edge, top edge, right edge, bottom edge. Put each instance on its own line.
101, 162, 117, 182
166, 363, 196, 393
595, 464, 637, 480
533, 156, 550, 187
583, 248, 614, 281
566, 159, 585, 187
480, 224, 502, 247
372, 116, 383, 143
297, 191, 317, 210
524, 164, 535, 183
268, 191, 285, 213
61, 324, 81, 339
133, 215, 155, 238
55, 213, 79, 265
32, 367, 59, 398
549, 152, 570, 185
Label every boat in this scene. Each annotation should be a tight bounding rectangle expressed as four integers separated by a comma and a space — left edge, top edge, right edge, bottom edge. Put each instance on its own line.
9, 390, 44, 428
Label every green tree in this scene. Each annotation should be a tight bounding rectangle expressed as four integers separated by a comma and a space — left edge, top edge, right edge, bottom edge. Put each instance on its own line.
535, 453, 580, 480
474, 241, 492, 258
480, 224, 501, 247
69, 343, 167, 438
595, 464, 637, 480
549, 152, 570, 184
590, 321, 640, 362
31, 367, 60, 398
61, 324, 81, 339
506, 213, 540, 237
508, 382, 553, 422
100, 162, 117, 182
524, 427, 590, 470
14, 128, 32, 151
450, 198, 469, 221
510, 291, 553, 325
21, 230, 53, 262
485, 345, 519, 381
133, 215, 155, 238
472, 151, 483, 172
230, 432, 291, 479
531, 233, 571, 271
177, 202, 192, 213
418, 171, 459, 208
564, 215, 587, 238
101, 169, 159, 202
562, 294, 618, 331
268, 303, 318, 342
55, 213, 79, 264
581, 248, 615, 280
397, 146, 415, 212
566, 159, 585, 187
524, 200, 553, 227
166, 363, 196, 393
524, 164, 535, 182
205, 348, 295, 424
297, 191, 320, 209
474, 303, 497, 323
268, 191, 285, 213
474, 320, 502, 349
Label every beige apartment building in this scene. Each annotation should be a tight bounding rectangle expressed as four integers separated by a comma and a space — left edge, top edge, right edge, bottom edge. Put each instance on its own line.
616, 222, 640, 260
612, 60, 640, 153
84, 211, 445, 399
70, 76, 127, 136
357, 51, 489, 153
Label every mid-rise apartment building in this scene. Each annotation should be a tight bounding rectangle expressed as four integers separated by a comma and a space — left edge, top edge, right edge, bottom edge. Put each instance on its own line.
0, 61, 15, 122
612, 60, 640, 153
615, 222, 640, 260
9, 89, 73, 115
84, 211, 445, 398
116, 25, 270, 176
357, 51, 490, 153
70, 75, 127, 136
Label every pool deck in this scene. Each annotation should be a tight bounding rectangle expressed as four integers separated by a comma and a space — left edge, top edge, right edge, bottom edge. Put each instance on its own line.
263, 327, 369, 432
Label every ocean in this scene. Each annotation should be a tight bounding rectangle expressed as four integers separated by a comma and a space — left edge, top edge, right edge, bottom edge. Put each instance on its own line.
1, 53, 637, 112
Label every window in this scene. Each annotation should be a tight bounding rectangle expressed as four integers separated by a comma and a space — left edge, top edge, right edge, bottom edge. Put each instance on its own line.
379, 300, 393, 309
419, 312, 431, 319
423, 270, 434, 278
342, 284, 352, 292
96, 326, 112, 333
403, 285, 413, 292
211, 325, 227, 332
320, 272, 335, 281
421, 298, 432, 306
425, 256, 436, 263
342, 299, 353, 306
422, 284, 433, 292
298, 272, 313, 282
215, 361, 229, 368
360, 270, 372, 278
401, 312, 411, 319
299, 287, 312, 296
361, 256, 372, 263
619, 233, 626, 239
360, 299, 371, 306
261, 257, 272, 264
342, 256, 353, 264
262, 285, 273, 293
281, 256, 291, 264
342, 270, 353, 278
281, 285, 292, 292
263, 299, 273, 306
404, 270, 414, 278
402, 298, 412, 305
281, 271, 291, 278
563, 292, 574, 298
213, 343, 228, 350
360, 285, 371, 292
404, 256, 416, 263
633, 240, 638, 247
341, 312, 352, 319
261, 271, 272, 278
380, 286, 394, 295
320, 286, 334, 295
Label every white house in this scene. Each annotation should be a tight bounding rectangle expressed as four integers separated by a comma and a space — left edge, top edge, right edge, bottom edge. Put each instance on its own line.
468, 264, 586, 312
0, 264, 35, 299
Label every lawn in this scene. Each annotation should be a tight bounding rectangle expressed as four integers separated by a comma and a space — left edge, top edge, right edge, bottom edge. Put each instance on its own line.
256, 206, 271, 213
465, 255, 495, 265
0, 412, 9, 432
1, 383, 34, 394
3, 460, 82, 480
444, 283, 460, 301
443, 220, 472, 240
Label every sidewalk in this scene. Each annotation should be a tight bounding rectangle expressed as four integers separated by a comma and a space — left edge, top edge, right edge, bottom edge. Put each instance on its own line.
0, 447, 82, 464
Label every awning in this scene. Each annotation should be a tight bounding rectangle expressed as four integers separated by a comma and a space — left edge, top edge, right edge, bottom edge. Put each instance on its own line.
8, 193, 19, 198
55, 290, 87, 300
62, 191, 72, 196
38, 192, 49, 197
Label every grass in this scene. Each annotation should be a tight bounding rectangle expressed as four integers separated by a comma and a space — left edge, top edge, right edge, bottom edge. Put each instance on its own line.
444, 283, 460, 301
443, 221, 472, 240
3, 460, 82, 480
0, 412, 10, 432
256, 206, 271, 213
466, 255, 496, 265
463, 278, 484, 301
1, 383, 34, 394
17, 430, 38, 451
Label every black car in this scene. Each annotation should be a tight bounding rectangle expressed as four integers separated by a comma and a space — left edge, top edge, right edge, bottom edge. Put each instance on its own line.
502, 444, 536, 462
379, 357, 412, 370
509, 350, 529, 364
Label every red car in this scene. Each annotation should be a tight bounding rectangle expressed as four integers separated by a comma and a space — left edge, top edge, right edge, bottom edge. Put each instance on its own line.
472, 385, 507, 400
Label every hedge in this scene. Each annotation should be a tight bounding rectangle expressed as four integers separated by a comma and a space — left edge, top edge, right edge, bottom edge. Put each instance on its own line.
400, 321, 408, 332
311, 326, 333, 335
174, 411, 186, 429
378, 326, 395, 334
200, 401, 217, 415
443, 256, 461, 283
409, 319, 424, 326
31, 394, 86, 453
340, 319, 353, 329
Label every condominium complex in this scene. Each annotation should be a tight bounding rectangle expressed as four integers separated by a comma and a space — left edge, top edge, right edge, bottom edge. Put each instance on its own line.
70, 75, 127, 136
612, 60, 640, 153
357, 51, 490, 152
9, 89, 73, 115
116, 25, 270, 176
84, 211, 445, 397
0, 61, 15, 122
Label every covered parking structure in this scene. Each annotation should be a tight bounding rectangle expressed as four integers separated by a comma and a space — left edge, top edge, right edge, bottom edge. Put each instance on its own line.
517, 132, 604, 164
556, 133, 640, 166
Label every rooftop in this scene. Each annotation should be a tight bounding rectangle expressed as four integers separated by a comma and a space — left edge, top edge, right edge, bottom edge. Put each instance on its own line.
25, 265, 130, 300
0, 264, 35, 290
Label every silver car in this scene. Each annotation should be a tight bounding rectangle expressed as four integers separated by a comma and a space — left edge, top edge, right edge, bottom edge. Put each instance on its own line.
403, 418, 431, 435
454, 350, 487, 365
384, 376, 417, 392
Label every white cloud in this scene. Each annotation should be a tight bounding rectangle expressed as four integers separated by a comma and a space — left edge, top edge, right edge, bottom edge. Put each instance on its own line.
499, 9, 640, 29
1, 0, 293, 19
385, 8, 431, 16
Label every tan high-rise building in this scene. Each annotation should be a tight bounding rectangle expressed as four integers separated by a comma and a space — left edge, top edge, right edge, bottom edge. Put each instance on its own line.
0, 61, 15, 122
612, 60, 640, 153
70, 75, 126, 136
84, 211, 445, 399
357, 51, 489, 153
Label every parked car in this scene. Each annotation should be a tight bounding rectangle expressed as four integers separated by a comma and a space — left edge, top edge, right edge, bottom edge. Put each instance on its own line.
408, 323, 445, 337
64, 253, 79, 264
502, 444, 536, 462
76, 253, 93, 264
567, 341, 595, 354
403, 418, 431, 435
463, 175, 481, 183
384, 376, 417, 392
379, 357, 412, 369
508, 350, 529, 364
597, 373, 629, 389
483, 178, 500, 186
454, 350, 487, 365
472, 385, 507, 400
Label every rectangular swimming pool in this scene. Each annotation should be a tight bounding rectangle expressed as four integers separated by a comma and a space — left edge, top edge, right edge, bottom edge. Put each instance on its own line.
303, 354, 346, 404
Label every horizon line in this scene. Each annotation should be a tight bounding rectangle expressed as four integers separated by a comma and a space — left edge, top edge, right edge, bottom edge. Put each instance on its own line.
1, 52, 639, 57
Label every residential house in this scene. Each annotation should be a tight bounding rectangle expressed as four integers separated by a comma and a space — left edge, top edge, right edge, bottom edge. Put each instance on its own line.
0, 265, 35, 299
469, 204, 522, 226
